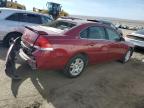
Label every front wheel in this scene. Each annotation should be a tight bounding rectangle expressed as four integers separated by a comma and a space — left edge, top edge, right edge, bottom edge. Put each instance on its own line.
63, 55, 87, 78
121, 48, 133, 63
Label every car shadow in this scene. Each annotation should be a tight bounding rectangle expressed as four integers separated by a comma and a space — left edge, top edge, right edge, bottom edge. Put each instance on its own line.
134, 47, 144, 54
0, 46, 8, 61
9, 57, 144, 107
10, 63, 77, 105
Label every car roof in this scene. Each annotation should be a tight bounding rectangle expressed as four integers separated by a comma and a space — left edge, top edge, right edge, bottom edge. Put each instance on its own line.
88, 19, 113, 25
57, 19, 97, 26
0, 8, 27, 12
57, 19, 116, 31
0, 8, 52, 19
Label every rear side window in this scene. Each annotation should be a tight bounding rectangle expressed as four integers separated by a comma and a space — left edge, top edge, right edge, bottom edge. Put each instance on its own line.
6, 13, 27, 22
89, 26, 106, 39
18, 13, 27, 22
6, 13, 42, 24
6, 13, 19, 21
26, 14, 42, 24
80, 26, 106, 39
80, 29, 88, 38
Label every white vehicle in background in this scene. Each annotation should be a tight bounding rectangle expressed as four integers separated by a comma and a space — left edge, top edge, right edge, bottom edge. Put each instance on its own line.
0, 8, 53, 47
125, 29, 144, 48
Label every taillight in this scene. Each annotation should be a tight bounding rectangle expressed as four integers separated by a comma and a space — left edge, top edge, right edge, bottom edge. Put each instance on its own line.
34, 35, 53, 51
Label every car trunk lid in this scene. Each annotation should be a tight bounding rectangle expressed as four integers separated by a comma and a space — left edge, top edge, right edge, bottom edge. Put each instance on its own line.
22, 26, 61, 51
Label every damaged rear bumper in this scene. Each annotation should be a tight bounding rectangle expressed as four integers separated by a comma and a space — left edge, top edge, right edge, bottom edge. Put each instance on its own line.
19, 48, 37, 69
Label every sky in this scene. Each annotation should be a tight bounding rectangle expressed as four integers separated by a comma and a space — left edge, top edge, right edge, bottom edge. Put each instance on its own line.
17, 0, 144, 21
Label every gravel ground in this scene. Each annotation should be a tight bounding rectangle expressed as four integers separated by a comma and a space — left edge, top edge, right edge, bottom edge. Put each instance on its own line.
0, 29, 144, 108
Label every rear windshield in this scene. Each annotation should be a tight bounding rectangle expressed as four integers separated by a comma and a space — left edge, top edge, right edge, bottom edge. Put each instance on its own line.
43, 20, 76, 30
135, 29, 144, 35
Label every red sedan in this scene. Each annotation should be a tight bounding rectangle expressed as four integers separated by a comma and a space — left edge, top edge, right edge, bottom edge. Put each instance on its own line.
18, 19, 134, 78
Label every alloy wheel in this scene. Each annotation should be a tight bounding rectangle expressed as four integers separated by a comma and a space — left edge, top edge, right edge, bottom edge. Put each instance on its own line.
69, 58, 84, 76
124, 50, 131, 62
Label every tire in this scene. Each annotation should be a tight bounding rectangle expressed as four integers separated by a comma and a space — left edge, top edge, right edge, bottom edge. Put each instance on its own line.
3, 33, 22, 47
63, 54, 87, 78
121, 48, 133, 63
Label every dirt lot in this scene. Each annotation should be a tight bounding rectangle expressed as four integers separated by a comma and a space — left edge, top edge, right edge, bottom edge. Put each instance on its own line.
0, 29, 144, 108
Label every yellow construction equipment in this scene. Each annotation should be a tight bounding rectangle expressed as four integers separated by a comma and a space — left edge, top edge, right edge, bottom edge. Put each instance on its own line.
33, 2, 69, 19
0, 0, 26, 10
0, 1, 68, 19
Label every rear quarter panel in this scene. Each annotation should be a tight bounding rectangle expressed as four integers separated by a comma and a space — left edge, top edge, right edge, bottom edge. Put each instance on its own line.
0, 20, 23, 40
35, 24, 91, 69
44, 36, 89, 69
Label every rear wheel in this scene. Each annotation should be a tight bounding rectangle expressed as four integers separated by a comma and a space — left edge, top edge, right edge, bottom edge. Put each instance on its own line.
4, 33, 22, 47
63, 54, 87, 78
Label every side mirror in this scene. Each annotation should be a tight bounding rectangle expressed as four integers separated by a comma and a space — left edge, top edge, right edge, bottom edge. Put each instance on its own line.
120, 37, 125, 41
115, 37, 125, 42
115, 27, 118, 30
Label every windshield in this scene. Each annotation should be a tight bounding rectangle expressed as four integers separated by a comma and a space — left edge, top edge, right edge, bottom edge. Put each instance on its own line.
43, 20, 76, 30
0, 0, 6, 7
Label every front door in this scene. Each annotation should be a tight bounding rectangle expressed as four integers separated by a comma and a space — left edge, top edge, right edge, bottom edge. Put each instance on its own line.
85, 26, 109, 63
105, 27, 126, 61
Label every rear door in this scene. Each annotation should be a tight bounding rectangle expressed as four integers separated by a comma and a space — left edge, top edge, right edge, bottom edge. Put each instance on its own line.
84, 26, 109, 63
105, 27, 126, 60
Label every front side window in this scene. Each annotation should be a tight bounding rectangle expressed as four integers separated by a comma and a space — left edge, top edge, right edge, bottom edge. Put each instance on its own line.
110, 24, 117, 30
41, 16, 52, 24
6, 13, 28, 22
26, 14, 42, 24
89, 26, 106, 39
106, 28, 120, 41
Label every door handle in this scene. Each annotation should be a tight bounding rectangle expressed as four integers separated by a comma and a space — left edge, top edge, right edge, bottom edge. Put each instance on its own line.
102, 46, 108, 51
87, 43, 95, 46
90, 44, 94, 46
